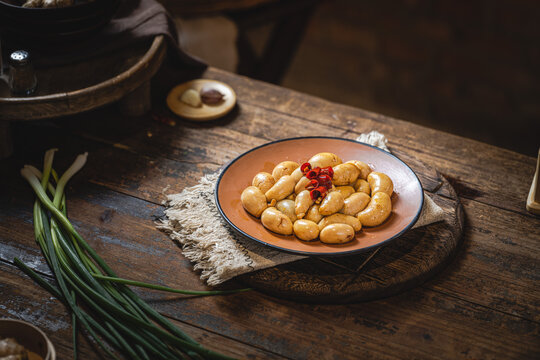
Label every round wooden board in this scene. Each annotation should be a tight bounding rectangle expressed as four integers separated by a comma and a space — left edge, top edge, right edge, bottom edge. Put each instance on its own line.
166, 79, 237, 121
0, 35, 166, 121
238, 158, 464, 304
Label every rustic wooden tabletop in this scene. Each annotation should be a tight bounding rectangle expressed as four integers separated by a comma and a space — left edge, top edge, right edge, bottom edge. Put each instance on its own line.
1, 66, 539, 359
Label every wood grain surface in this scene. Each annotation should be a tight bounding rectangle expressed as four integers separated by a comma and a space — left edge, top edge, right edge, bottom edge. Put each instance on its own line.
0, 66, 538, 359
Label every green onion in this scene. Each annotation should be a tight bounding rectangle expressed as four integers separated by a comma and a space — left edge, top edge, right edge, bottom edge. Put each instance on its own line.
15, 150, 248, 360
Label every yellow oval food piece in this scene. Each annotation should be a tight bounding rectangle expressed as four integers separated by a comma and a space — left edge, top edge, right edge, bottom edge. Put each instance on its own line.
319, 191, 345, 216
293, 219, 320, 241
319, 223, 355, 244
318, 213, 362, 232
290, 167, 304, 182
353, 179, 370, 195
332, 163, 360, 186
252, 172, 275, 194
295, 176, 311, 194
308, 152, 342, 169
357, 192, 392, 227
304, 204, 323, 223
272, 161, 299, 181
367, 172, 394, 197
334, 186, 355, 199
265, 175, 295, 202
346, 160, 372, 180
261, 207, 293, 235
340, 192, 371, 216
276, 199, 297, 223
241, 186, 267, 217
295, 190, 314, 219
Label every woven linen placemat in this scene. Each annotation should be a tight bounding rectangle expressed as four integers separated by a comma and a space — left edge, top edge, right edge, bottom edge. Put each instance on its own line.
156, 132, 445, 285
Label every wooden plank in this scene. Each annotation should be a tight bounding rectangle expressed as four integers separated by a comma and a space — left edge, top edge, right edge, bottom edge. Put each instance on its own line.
1, 175, 539, 359
3, 126, 538, 321
0, 262, 285, 359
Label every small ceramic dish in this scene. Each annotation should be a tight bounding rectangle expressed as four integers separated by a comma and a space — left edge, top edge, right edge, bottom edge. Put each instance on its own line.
166, 79, 236, 121
0, 318, 56, 359
215, 137, 424, 256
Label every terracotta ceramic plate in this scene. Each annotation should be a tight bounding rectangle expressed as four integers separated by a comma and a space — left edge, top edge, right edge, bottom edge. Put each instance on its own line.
215, 137, 424, 256
166, 79, 236, 121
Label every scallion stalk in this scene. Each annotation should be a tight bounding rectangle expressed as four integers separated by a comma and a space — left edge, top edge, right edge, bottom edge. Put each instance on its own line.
15, 150, 247, 360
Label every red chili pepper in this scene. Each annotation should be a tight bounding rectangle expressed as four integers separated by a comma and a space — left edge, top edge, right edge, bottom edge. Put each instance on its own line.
309, 188, 321, 200
300, 162, 311, 173
320, 166, 334, 178
314, 186, 327, 195
306, 170, 317, 179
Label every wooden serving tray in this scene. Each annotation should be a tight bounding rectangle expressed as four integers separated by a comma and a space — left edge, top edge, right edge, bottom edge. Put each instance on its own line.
239, 156, 464, 303
0, 35, 166, 157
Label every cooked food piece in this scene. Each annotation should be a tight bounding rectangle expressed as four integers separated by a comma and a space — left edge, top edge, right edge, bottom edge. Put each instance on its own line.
357, 192, 392, 227
0, 338, 27, 358
293, 219, 320, 241
319, 191, 344, 216
294, 176, 311, 194
319, 223, 355, 244
340, 192, 370, 216
200, 87, 224, 104
290, 167, 304, 182
276, 199, 297, 223
294, 190, 314, 219
180, 89, 202, 107
346, 160, 372, 180
265, 175, 295, 203
22, 0, 43, 7
334, 185, 355, 199
241, 186, 267, 217
318, 213, 362, 232
308, 152, 342, 168
272, 161, 299, 181
353, 179, 370, 195
304, 204, 323, 223
261, 207, 293, 235
367, 172, 394, 197
252, 172, 275, 193
332, 163, 360, 186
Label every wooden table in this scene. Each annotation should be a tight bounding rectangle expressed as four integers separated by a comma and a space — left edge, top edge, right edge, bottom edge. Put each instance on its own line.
1, 66, 539, 359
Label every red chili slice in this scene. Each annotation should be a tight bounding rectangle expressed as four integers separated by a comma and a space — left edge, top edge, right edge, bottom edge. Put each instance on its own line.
309, 189, 321, 200
306, 169, 320, 179
314, 186, 327, 195
320, 166, 334, 178
300, 162, 311, 173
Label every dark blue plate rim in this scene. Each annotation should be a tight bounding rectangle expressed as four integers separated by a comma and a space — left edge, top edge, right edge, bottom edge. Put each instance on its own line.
215, 136, 424, 257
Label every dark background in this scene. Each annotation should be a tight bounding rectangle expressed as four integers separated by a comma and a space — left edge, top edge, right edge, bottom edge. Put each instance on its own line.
279, 0, 539, 156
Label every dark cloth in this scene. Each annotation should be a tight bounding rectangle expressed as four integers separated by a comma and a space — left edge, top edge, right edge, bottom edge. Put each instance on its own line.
32, 0, 206, 69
